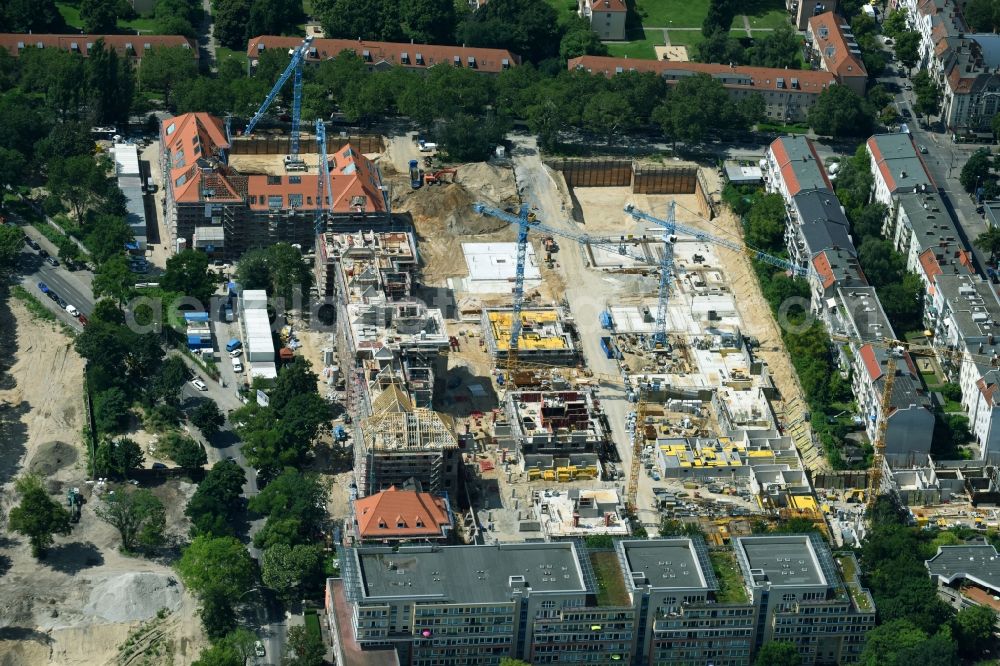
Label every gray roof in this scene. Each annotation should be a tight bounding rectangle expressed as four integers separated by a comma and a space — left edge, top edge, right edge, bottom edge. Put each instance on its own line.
926, 545, 1000, 593
773, 135, 833, 195
620, 538, 715, 591
896, 192, 963, 256
971, 34, 1000, 69
794, 197, 855, 257
119, 174, 147, 246
935, 274, 1000, 343
815, 247, 866, 291
868, 133, 933, 194
985, 201, 1000, 229
838, 286, 894, 342
735, 535, 827, 587
356, 543, 586, 602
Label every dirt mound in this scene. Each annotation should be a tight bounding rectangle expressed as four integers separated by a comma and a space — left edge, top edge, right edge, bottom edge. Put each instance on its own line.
83, 573, 183, 623
396, 163, 518, 236
28, 441, 78, 476
453, 163, 517, 206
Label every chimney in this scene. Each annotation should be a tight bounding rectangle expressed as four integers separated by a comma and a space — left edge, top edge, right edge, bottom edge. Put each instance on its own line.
605, 512, 613, 526
573, 513, 580, 527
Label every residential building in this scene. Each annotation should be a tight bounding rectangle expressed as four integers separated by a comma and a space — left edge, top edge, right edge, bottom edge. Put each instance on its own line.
159, 112, 387, 260
0, 34, 196, 64
786, 189, 854, 272
807, 12, 868, 96
789, 0, 839, 31
327, 535, 875, 666
927, 274, 1000, 459
577, 0, 627, 40
499, 389, 607, 457
834, 287, 935, 466
568, 57, 838, 123
316, 230, 417, 300
355, 383, 461, 498
351, 486, 453, 544
810, 247, 867, 327
247, 36, 519, 74
888, 191, 973, 290
985, 201, 1000, 229
926, 544, 1000, 615
482, 308, 577, 365
865, 133, 935, 208
764, 135, 834, 204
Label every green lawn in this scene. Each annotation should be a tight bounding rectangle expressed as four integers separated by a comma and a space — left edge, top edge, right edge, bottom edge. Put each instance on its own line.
607, 30, 666, 59
758, 122, 811, 134
119, 15, 159, 33
664, 29, 704, 49
215, 46, 248, 69
590, 551, 630, 607
634, 0, 709, 28
709, 551, 749, 604
739, 0, 788, 28
546, 0, 579, 22
57, 2, 159, 33
56, 2, 83, 29
304, 611, 322, 640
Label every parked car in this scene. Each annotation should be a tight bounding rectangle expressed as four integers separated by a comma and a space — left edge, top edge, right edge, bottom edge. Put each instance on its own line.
45, 256, 59, 267
37, 281, 49, 293
232, 358, 243, 373
78, 313, 89, 326
46, 290, 59, 301
55, 296, 67, 308
190, 378, 208, 391
918, 144, 928, 153
26, 239, 40, 250
254, 642, 265, 658
229, 348, 242, 358
65, 304, 79, 317
38, 249, 48, 258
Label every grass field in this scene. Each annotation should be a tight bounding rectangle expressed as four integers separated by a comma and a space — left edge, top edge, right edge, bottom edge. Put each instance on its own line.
709, 551, 749, 604
215, 47, 248, 68
57, 2, 159, 33
665, 29, 704, 49
607, 30, 666, 59
634, 0, 709, 27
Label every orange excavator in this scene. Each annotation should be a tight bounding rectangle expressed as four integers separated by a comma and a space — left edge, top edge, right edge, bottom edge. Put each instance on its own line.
424, 168, 457, 185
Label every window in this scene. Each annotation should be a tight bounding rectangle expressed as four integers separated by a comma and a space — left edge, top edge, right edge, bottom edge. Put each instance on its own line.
289, 176, 302, 184
267, 195, 283, 208
175, 174, 187, 187
165, 123, 176, 136
289, 194, 303, 207
267, 175, 281, 185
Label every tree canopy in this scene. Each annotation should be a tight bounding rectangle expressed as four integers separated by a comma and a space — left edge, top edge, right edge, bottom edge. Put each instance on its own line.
95, 487, 166, 553
808, 85, 874, 137
185, 459, 247, 538
8, 474, 73, 557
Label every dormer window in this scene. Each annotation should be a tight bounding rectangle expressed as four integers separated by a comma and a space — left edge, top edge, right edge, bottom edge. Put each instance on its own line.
467, 56, 476, 68
415, 52, 424, 65
257, 43, 265, 52
502, 58, 510, 69
144, 43, 151, 51
401, 51, 409, 64
362, 49, 372, 62
70, 42, 79, 52
453, 55, 461, 66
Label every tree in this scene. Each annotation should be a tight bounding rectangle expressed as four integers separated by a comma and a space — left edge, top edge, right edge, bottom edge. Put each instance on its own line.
895, 31, 921, 73
285, 625, 326, 666
912, 70, 941, 121
808, 85, 874, 137
47, 155, 108, 222
248, 470, 327, 548
694, 28, 746, 65
87, 40, 135, 126
185, 459, 247, 537
439, 113, 507, 162
94, 487, 166, 552
261, 543, 323, 602
94, 387, 132, 434
609, 71, 668, 125
653, 73, 743, 146
0, 0, 66, 32
235, 243, 313, 303
499, 660, 532, 666
860, 620, 958, 666
81, 0, 119, 32
954, 604, 996, 657
960, 148, 993, 194
0, 225, 25, 274
747, 24, 801, 69
882, 9, 910, 39
659, 519, 704, 537
163, 249, 215, 304
702, 0, 737, 37
754, 641, 801, 666
400, 0, 456, 43
0, 147, 26, 199
213, 0, 252, 48
8, 474, 73, 557
161, 432, 208, 469
559, 18, 608, 60
86, 214, 133, 264
94, 436, 144, 480
746, 193, 786, 252
93, 255, 136, 306
457, 0, 561, 63
149, 356, 189, 406
583, 91, 634, 144
976, 227, 1000, 262
191, 400, 226, 438
964, 0, 998, 32
176, 536, 256, 637
246, 0, 303, 38
140, 46, 199, 106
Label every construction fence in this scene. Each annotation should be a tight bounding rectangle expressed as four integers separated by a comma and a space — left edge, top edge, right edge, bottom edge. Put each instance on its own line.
546, 158, 700, 195
229, 134, 385, 155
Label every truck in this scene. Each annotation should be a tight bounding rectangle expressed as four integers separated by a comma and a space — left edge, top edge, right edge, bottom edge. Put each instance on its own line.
226, 338, 242, 352
600, 336, 621, 360
418, 140, 438, 153
599, 311, 614, 330
409, 159, 422, 189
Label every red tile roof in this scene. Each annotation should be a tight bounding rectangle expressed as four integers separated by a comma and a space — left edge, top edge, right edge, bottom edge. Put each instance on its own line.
768, 136, 833, 196
247, 36, 519, 73
808, 12, 867, 81
567, 56, 837, 94
0, 34, 197, 59
585, 0, 627, 12
813, 251, 837, 289
354, 487, 451, 540
860, 344, 882, 381
161, 112, 385, 212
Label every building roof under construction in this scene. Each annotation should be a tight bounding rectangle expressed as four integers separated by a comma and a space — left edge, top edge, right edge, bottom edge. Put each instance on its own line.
485, 308, 573, 353
363, 385, 458, 451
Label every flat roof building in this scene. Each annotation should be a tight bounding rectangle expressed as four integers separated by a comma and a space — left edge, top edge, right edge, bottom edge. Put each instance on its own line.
926, 544, 1000, 615
866, 133, 935, 208
112, 143, 148, 249
482, 307, 576, 365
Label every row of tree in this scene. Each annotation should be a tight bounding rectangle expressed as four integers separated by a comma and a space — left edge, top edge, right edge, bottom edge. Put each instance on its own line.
0, 0, 204, 39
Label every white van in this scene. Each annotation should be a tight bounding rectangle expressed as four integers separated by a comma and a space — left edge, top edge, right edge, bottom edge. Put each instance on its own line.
232, 358, 244, 373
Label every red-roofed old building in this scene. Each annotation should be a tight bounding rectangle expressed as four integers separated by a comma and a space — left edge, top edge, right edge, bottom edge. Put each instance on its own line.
568, 56, 837, 123
578, 0, 628, 40
246, 36, 519, 74
159, 112, 386, 259
0, 34, 197, 65
352, 486, 453, 543
807, 12, 867, 96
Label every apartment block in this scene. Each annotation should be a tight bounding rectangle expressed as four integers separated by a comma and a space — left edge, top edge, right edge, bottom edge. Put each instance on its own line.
577, 0, 627, 40
0, 33, 197, 65
500, 389, 606, 457
807, 12, 868, 96
568, 57, 837, 124
786, 190, 854, 272
355, 384, 461, 498
327, 536, 875, 666
927, 274, 1000, 459
316, 230, 417, 299
247, 36, 519, 74
764, 135, 834, 203
888, 191, 973, 291
865, 133, 935, 208
482, 308, 577, 365
159, 112, 388, 260
926, 544, 1000, 614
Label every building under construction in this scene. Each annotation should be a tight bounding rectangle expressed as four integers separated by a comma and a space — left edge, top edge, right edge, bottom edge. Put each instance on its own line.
355, 384, 461, 498
498, 389, 607, 456
481, 307, 577, 365
315, 229, 417, 299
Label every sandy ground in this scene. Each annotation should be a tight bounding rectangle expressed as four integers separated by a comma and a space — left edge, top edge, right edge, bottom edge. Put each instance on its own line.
0, 299, 207, 665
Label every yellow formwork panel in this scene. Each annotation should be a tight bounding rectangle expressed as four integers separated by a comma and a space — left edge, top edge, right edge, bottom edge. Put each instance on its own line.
790, 496, 817, 511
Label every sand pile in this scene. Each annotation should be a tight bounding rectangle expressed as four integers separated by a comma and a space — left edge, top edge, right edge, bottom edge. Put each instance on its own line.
396, 162, 519, 236
83, 573, 183, 623
453, 163, 517, 206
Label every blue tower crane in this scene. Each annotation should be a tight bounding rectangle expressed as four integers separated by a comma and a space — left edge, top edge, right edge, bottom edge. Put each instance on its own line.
471, 203, 657, 380
244, 36, 314, 169
314, 119, 333, 235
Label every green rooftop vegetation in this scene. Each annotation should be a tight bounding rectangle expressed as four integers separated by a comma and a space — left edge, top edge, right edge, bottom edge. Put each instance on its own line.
836, 555, 873, 611
590, 551, 631, 607
709, 551, 749, 604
